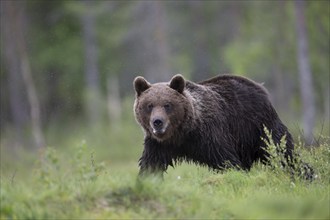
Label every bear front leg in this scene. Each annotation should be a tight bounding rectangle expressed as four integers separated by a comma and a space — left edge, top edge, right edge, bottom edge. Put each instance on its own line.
138, 153, 166, 178
138, 139, 171, 178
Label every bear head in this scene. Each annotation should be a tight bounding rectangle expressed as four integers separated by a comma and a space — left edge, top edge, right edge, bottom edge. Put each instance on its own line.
133, 74, 193, 142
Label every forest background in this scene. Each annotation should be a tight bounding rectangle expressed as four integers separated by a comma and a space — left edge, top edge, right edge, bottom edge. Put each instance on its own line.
0, 0, 329, 218
1, 0, 329, 176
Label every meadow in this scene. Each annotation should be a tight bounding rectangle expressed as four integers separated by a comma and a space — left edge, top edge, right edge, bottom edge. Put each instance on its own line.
1, 105, 329, 219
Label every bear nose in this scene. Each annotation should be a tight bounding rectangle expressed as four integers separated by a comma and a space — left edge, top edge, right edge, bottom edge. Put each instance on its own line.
153, 119, 163, 128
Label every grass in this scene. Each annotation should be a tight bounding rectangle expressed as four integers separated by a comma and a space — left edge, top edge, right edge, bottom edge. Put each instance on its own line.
1, 116, 329, 219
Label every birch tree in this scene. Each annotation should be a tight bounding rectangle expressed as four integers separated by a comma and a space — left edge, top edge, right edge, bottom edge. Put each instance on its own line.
81, 0, 102, 126
2, 1, 45, 149
294, 0, 315, 145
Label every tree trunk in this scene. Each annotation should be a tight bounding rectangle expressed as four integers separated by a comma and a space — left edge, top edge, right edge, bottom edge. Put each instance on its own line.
190, 1, 212, 82
272, 1, 290, 116
294, 0, 315, 145
107, 75, 121, 127
2, 1, 45, 149
324, 87, 330, 124
1, 1, 28, 150
81, 0, 102, 125
138, 1, 171, 83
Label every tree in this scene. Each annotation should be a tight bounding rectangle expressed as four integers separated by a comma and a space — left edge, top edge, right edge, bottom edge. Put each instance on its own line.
107, 75, 121, 127
294, 0, 315, 145
1, 1, 45, 149
81, 0, 103, 126
189, 1, 212, 81
133, 1, 172, 83
1, 1, 28, 149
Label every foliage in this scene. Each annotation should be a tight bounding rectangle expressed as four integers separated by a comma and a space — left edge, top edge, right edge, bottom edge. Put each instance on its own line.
261, 126, 316, 181
1, 127, 329, 219
1, 1, 329, 131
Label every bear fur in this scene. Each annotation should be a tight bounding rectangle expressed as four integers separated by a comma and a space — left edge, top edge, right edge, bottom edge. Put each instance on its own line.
133, 74, 294, 176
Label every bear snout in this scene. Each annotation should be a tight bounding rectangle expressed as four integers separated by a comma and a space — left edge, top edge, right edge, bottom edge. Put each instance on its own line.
153, 119, 163, 128
150, 117, 168, 136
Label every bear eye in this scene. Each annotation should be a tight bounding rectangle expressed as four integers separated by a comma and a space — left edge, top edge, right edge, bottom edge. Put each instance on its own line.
147, 103, 153, 111
164, 103, 171, 111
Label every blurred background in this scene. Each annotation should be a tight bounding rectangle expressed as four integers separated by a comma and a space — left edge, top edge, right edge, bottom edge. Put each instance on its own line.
0, 0, 329, 162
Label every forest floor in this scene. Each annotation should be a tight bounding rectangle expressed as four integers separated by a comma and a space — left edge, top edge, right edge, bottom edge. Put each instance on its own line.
1, 122, 329, 219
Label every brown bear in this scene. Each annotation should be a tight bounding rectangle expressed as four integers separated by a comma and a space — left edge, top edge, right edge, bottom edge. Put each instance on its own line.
133, 74, 294, 177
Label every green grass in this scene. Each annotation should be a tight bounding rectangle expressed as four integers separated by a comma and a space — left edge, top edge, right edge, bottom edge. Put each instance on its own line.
1, 119, 329, 219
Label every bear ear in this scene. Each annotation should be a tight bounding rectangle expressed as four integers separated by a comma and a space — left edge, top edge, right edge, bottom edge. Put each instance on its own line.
133, 76, 151, 96
169, 74, 185, 94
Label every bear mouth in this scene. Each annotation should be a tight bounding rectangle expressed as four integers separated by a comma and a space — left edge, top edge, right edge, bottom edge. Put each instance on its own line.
151, 127, 168, 140
150, 121, 169, 140
152, 128, 166, 136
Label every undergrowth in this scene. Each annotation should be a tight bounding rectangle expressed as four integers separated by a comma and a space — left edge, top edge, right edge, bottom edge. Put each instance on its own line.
1, 134, 329, 219
261, 127, 317, 181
